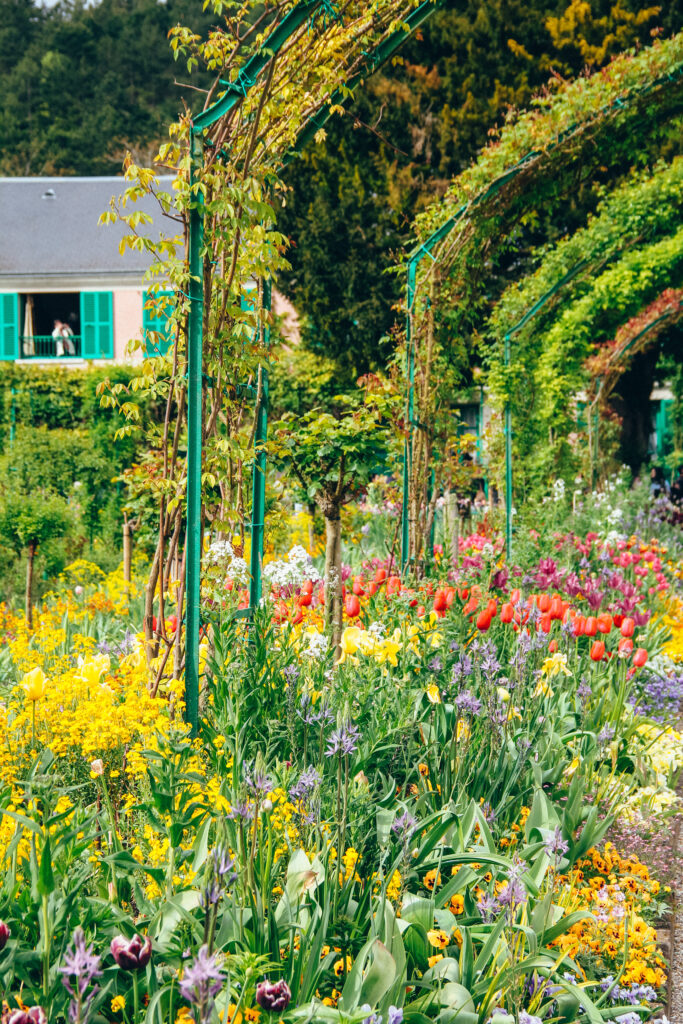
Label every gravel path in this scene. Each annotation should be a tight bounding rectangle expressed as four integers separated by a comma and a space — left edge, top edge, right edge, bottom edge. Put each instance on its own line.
668, 813, 683, 1022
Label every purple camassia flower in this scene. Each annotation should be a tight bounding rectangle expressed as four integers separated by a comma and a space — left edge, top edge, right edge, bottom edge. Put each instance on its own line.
519, 1013, 542, 1024
60, 928, 102, 1024
228, 799, 255, 822
577, 678, 592, 702
478, 891, 498, 922
387, 1009, 403, 1024
200, 845, 236, 907
244, 764, 273, 796
179, 945, 225, 1024
429, 656, 443, 673
544, 826, 569, 860
297, 693, 317, 725
325, 721, 360, 757
391, 810, 417, 839
598, 724, 616, 745
282, 663, 300, 683
451, 654, 473, 685
635, 672, 683, 722
289, 766, 321, 803
313, 704, 335, 726
454, 690, 482, 716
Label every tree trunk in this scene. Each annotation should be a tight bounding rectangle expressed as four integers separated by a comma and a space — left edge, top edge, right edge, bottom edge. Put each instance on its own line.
25, 541, 35, 629
324, 512, 343, 656
307, 503, 316, 555
445, 490, 459, 567
123, 521, 132, 584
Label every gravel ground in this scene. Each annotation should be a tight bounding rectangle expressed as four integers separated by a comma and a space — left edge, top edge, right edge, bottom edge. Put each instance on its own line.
668, 814, 683, 1022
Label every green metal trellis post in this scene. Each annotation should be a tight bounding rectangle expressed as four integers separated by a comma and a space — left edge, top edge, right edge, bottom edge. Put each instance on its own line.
249, 280, 271, 611
185, 0, 444, 731
401, 215, 459, 574
186, 129, 204, 735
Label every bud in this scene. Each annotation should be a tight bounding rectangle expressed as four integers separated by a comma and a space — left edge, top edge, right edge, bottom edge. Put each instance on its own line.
0, 920, 9, 951
261, 798, 273, 813
255, 979, 291, 1013
110, 934, 152, 971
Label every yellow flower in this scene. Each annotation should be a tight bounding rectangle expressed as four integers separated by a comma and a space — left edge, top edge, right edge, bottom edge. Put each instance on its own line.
22, 667, 47, 702
541, 653, 571, 678
427, 929, 450, 949
337, 626, 364, 665
426, 684, 441, 704
111, 995, 126, 1013
428, 953, 444, 968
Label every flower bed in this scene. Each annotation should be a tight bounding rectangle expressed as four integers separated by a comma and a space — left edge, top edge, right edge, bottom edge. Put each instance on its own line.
0, 495, 681, 1024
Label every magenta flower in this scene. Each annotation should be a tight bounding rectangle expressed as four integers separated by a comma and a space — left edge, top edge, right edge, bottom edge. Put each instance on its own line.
255, 979, 292, 1012
110, 934, 152, 971
7, 1009, 47, 1024
0, 920, 9, 950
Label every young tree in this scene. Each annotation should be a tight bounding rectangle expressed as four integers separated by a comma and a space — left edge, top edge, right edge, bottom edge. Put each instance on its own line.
275, 395, 389, 652
0, 491, 71, 626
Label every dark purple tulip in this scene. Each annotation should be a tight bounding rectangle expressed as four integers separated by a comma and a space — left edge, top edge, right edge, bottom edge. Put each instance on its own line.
110, 934, 152, 971
0, 921, 9, 951
7, 1009, 47, 1024
255, 979, 292, 1013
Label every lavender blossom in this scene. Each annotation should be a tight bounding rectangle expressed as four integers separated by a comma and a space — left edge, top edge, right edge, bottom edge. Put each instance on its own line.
544, 826, 569, 860
59, 928, 102, 1024
244, 764, 273, 796
325, 721, 360, 757
454, 690, 482, 716
289, 766, 321, 803
179, 945, 225, 1024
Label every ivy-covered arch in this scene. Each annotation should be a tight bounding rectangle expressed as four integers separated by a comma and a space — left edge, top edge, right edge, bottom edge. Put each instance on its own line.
400, 31, 683, 560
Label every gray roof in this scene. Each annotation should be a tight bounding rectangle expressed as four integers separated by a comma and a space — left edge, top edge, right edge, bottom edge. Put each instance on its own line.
0, 176, 178, 287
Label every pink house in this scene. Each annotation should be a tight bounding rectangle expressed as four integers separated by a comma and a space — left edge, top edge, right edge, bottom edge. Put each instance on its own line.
0, 176, 174, 363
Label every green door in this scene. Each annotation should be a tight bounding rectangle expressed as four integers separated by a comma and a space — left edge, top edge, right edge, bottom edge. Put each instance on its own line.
80, 292, 113, 359
0, 293, 19, 360
142, 289, 174, 356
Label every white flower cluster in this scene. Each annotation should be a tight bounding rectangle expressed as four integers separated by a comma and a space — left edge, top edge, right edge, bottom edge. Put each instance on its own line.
368, 620, 386, 639
301, 628, 330, 660
206, 537, 250, 585
263, 545, 321, 590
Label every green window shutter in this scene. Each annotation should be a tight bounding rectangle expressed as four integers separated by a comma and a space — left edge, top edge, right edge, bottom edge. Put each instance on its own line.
142, 289, 174, 356
0, 293, 19, 361
80, 292, 113, 359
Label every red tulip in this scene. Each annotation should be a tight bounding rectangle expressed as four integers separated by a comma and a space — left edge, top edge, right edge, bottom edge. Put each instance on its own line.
375, 567, 387, 583
476, 610, 492, 631
345, 594, 360, 618
500, 602, 514, 624
549, 596, 563, 620
548, 639, 558, 653
590, 640, 605, 661
433, 589, 447, 612
584, 617, 598, 637
597, 614, 612, 634
620, 617, 635, 638
618, 637, 633, 655
538, 593, 551, 614
510, 588, 521, 605
633, 648, 648, 668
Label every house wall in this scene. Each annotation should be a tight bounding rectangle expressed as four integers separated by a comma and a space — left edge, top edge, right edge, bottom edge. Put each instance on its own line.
113, 288, 144, 362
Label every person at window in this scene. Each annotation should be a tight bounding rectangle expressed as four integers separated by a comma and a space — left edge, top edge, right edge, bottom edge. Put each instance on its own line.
671, 466, 683, 506
649, 465, 669, 499
52, 319, 76, 356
